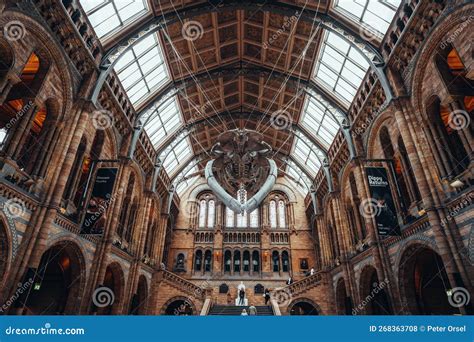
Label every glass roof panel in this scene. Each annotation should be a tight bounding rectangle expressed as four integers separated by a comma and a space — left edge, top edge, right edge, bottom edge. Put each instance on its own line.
80, 0, 149, 40
334, 0, 401, 36
286, 160, 311, 194
113, 34, 170, 107
313, 30, 370, 106
300, 95, 339, 148
163, 138, 193, 176
292, 135, 322, 178
142, 96, 183, 149
175, 164, 199, 195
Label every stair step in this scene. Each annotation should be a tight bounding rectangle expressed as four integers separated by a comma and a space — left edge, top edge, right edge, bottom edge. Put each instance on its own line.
208, 305, 274, 316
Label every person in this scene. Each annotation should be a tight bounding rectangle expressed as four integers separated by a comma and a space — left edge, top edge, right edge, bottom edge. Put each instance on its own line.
226, 292, 232, 305
286, 276, 293, 285
310, 267, 315, 276
241, 309, 248, 316
248, 306, 257, 315
239, 287, 245, 305
264, 288, 271, 305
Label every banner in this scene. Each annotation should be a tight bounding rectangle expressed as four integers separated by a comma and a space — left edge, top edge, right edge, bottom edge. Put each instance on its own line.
80, 167, 118, 235
365, 167, 401, 236
0, 316, 472, 342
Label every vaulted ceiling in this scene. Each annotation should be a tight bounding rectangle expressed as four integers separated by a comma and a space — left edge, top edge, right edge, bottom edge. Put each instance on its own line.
80, 0, 402, 194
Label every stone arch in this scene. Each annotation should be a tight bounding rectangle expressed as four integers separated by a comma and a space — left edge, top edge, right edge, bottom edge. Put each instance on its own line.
365, 109, 397, 159
98, 262, 126, 315
358, 264, 392, 315
0, 11, 74, 117
21, 239, 87, 314
271, 182, 298, 203
397, 242, 460, 315
130, 275, 149, 315
335, 277, 352, 315
411, 5, 473, 114
187, 182, 212, 202
287, 297, 321, 315
160, 296, 197, 315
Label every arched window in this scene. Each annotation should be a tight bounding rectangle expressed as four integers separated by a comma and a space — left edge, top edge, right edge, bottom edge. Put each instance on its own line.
204, 250, 212, 272
282, 251, 290, 272
278, 200, 286, 228
268, 194, 288, 228
237, 210, 247, 228
197, 194, 215, 229
243, 251, 250, 272
224, 250, 231, 273
225, 207, 234, 227
252, 251, 260, 272
207, 200, 215, 227
234, 250, 241, 272
194, 250, 202, 272
269, 200, 277, 228
249, 209, 258, 227
198, 199, 206, 228
272, 251, 280, 272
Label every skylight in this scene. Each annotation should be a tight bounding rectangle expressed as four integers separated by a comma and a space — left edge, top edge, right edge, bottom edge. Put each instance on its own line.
286, 160, 311, 193
80, 0, 149, 40
313, 31, 370, 106
300, 95, 339, 148
142, 96, 182, 149
175, 164, 199, 195
292, 133, 323, 178
113, 33, 170, 106
162, 138, 193, 176
333, 0, 401, 36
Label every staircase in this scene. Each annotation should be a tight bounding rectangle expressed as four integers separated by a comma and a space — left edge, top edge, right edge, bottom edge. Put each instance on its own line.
208, 305, 274, 316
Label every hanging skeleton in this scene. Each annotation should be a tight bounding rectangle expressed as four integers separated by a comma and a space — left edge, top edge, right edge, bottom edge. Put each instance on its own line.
205, 129, 277, 214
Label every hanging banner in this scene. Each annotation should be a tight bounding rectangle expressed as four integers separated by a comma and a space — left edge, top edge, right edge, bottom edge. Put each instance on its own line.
365, 167, 401, 236
80, 167, 118, 235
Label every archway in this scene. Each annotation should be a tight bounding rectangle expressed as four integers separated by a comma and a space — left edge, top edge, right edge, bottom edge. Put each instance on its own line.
21, 241, 85, 315
130, 275, 148, 315
359, 266, 392, 315
162, 297, 195, 316
288, 299, 320, 315
335, 278, 353, 315
97, 263, 125, 315
399, 245, 459, 315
